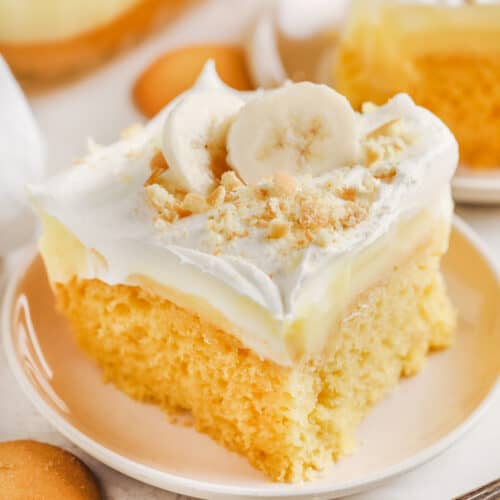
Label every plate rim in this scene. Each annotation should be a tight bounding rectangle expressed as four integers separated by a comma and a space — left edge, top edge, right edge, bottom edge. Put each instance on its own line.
3, 215, 500, 499
452, 165, 500, 204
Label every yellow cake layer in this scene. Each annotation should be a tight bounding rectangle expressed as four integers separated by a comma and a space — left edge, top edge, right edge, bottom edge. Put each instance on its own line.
54, 235, 455, 482
335, 3, 500, 168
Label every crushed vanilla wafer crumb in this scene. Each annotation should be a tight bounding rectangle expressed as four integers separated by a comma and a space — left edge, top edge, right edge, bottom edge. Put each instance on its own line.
267, 221, 290, 239
143, 108, 417, 254
207, 185, 226, 207
146, 168, 374, 252
361, 116, 415, 175
366, 119, 401, 140
145, 150, 169, 186
182, 193, 208, 214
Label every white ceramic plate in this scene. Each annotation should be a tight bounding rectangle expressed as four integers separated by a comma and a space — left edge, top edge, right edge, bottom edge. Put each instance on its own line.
452, 165, 500, 205
3, 216, 500, 500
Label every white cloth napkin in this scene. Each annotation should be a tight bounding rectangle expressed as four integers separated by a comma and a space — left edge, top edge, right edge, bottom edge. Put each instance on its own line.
0, 57, 46, 255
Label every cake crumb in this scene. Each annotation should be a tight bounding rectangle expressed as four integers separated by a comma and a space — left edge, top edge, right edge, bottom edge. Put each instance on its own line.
365, 145, 381, 166
182, 193, 209, 214
207, 185, 226, 207
366, 118, 401, 140
361, 115, 414, 168
267, 221, 290, 239
145, 150, 169, 186
372, 163, 397, 183
337, 187, 357, 201
272, 172, 297, 197
220, 171, 243, 192
145, 184, 179, 223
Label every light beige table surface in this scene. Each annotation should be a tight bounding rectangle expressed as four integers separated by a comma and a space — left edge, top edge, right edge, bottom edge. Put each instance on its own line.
1, 1, 499, 498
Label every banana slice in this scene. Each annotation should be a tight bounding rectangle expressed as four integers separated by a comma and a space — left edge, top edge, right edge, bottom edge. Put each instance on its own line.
161, 89, 245, 194
227, 82, 357, 185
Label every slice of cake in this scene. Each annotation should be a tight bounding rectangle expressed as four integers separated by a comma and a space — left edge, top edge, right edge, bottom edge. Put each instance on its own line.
30, 63, 457, 482
335, 0, 500, 168
0, 0, 187, 81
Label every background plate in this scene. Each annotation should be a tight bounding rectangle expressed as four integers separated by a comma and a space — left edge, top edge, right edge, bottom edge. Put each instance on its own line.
452, 165, 500, 205
3, 217, 500, 500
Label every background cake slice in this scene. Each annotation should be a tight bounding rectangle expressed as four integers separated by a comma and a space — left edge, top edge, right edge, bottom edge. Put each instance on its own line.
0, 0, 188, 82
335, 0, 500, 168
30, 65, 458, 482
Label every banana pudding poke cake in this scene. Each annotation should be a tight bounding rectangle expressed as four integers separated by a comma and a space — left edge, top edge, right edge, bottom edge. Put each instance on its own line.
30, 63, 458, 482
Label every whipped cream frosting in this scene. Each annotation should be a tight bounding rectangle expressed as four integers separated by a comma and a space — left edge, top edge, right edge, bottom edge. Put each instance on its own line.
30, 63, 458, 365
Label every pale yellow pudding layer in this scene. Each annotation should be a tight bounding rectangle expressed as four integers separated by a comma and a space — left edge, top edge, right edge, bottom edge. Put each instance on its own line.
335, 1, 500, 167
53, 226, 455, 482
